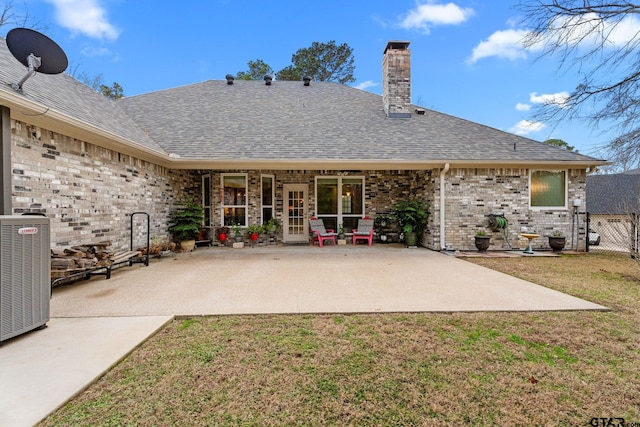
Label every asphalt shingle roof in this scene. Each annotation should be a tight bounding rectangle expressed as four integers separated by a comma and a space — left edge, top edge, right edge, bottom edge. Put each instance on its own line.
0, 39, 162, 153
587, 173, 640, 214
118, 79, 602, 163
0, 36, 606, 166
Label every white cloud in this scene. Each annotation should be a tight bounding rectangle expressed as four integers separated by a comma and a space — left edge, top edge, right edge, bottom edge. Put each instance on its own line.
400, 2, 474, 34
354, 80, 377, 91
510, 119, 546, 135
530, 91, 570, 108
468, 29, 530, 63
515, 102, 531, 112
80, 45, 111, 57
45, 0, 119, 40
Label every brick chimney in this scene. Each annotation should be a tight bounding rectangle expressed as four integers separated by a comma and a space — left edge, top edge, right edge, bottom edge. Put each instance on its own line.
382, 41, 411, 118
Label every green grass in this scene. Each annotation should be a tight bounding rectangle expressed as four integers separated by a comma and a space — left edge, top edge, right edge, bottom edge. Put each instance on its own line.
39, 253, 640, 426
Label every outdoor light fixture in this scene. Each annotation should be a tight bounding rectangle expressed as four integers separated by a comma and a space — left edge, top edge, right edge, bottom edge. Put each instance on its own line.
264, 75, 273, 85
226, 74, 235, 85
303, 76, 311, 86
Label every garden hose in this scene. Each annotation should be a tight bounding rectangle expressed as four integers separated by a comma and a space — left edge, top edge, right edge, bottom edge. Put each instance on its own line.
487, 214, 511, 249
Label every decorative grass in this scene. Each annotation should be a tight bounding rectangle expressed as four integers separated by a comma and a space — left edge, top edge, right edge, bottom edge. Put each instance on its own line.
40, 253, 640, 426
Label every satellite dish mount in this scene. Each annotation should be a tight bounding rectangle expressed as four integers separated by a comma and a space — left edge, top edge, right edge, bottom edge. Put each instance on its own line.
5, 28, 68, 93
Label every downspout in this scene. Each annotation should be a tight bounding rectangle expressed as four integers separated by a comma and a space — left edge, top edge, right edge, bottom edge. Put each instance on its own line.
440, 163, 450, 251
1, 106, 11, 215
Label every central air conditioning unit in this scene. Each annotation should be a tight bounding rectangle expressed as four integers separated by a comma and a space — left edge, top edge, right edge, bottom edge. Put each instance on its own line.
0, 215, 51, 342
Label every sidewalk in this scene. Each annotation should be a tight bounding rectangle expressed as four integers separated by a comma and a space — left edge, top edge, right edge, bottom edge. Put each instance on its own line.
0, 246, 607, 426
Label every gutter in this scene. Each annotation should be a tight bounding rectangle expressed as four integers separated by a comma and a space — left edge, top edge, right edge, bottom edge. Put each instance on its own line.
440, 163, 450, 251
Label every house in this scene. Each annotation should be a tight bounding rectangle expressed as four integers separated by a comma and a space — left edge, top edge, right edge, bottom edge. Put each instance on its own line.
586, 170, 640, 251
0, 39, 608, 251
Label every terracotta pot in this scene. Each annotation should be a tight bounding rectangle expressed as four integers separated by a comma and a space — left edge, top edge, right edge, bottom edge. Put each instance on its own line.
180, 239, 196, 252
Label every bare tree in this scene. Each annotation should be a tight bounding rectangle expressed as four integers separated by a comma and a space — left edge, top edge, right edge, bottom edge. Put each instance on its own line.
0, 1, 46, 30
518, 1, 640, 168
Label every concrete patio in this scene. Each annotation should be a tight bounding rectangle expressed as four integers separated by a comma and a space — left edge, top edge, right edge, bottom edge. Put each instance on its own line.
0, 245, 607, 426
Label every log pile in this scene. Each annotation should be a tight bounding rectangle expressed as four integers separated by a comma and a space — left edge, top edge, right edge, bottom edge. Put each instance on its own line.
137, 238, 176, 256
51, 240, 141, 281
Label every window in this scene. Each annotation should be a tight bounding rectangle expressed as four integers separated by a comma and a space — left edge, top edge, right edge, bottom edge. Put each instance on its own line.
316, 177, 364, 231
530, 170, 566, 208
222, 174, 247, 226
261, 175, 274, 224
202, 174, 211, 228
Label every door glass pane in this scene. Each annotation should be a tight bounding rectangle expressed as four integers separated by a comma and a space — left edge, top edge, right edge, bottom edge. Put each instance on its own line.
288, 190, 305, 235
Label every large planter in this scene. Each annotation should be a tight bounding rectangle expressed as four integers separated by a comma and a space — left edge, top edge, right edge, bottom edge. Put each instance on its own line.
548, 236, 566, 252
405, 231, 417, 247
180, 239, 196, 252
474, 236, 491, 252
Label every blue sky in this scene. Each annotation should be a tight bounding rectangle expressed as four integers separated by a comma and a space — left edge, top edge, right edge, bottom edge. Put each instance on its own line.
2, 0, 630, 157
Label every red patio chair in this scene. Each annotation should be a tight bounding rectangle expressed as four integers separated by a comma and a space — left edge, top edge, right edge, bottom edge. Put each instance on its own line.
352, 218, 374, 246
309, 218, 337, 247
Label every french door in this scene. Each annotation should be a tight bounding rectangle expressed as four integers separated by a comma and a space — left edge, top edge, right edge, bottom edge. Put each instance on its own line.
283, 184, 308, 243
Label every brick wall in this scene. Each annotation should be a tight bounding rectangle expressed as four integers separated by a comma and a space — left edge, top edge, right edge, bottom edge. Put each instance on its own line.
10, 120, 195, 251
9, 119, 587, 252
440, 167, 586, 251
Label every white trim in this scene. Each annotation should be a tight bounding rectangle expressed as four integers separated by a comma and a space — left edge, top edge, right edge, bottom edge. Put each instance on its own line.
201, 173, 211, 228
440, 163, 450, 250
529, 169, 568, 210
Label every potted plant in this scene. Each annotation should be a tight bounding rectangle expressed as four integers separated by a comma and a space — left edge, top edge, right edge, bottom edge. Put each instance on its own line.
392, 199, 429, 247
263, 218, 280, 237
548, 230, 566, 252
246, 224, 262, 241
232, 223, 243, 242
215, 226, 230, 243
474, 229, 491, 252
337, 223, 345, 240
167, 198, 204, 251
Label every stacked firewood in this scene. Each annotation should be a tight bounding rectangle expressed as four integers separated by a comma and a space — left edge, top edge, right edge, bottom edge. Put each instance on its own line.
50, 240, 140, 280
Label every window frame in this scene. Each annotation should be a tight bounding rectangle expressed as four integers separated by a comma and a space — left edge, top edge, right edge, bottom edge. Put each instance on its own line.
314, 176, 365, 232
202, 173, 211, 228
529, 169, 568, 210
221, 173, 248, 226
261, 174, 275, 225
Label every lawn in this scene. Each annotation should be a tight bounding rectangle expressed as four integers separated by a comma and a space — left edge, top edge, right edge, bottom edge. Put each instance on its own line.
40, 253, 639, 426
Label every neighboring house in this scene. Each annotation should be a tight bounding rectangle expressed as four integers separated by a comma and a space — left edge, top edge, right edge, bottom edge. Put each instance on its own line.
0, 39, 608, 251
587, 170, 640, 251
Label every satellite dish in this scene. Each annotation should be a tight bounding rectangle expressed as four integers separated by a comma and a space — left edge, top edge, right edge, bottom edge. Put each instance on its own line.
6, 27, 68, 92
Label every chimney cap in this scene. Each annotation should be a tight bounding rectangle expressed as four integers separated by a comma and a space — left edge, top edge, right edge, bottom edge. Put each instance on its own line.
384, 40, 410, 54
225, 74, 235, 85
303, 76, 311, 86
264, 75, 273, 85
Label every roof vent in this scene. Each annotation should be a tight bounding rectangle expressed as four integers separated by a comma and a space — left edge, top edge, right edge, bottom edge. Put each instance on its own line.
264, 75, 273, 85
415, 108, 425, 115
303, 76, 311, 86
225, 74, 235, 85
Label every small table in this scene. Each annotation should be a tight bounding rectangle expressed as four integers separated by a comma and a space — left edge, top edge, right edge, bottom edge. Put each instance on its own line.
521, 233, 539, 254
